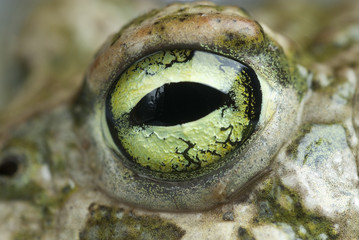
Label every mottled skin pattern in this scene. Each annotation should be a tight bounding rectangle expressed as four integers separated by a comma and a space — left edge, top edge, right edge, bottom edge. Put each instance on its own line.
0, 1, 358, 240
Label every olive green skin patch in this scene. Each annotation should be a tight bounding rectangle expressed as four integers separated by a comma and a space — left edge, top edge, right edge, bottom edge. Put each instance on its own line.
80, 203, 185, 240
107, 49, 261, 173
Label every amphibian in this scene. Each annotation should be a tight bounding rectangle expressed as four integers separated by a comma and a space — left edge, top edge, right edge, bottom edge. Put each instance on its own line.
0, 0, 358, 239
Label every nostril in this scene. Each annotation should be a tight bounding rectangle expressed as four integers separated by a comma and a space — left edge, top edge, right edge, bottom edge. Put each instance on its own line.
0, 155, 21, 178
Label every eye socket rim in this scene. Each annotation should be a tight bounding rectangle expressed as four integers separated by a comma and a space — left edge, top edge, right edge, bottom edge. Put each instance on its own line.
82, 2, 306, 211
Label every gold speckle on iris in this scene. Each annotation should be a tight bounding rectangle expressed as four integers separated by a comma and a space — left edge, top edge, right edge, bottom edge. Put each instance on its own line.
106, 49, 261, 173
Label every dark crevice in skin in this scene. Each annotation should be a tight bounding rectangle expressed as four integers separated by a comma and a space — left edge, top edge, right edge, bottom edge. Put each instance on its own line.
0, 154, 21, 178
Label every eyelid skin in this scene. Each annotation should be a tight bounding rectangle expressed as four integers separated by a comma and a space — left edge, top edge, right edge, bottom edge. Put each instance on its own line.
86, 2, 301, 99
75, 2, 308, 211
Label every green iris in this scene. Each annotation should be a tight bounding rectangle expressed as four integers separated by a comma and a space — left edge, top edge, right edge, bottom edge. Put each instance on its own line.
106, 49, 261, 173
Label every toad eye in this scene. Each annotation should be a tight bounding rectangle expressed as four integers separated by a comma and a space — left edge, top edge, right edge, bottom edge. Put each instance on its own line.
106, 49, 261, 175
80, 2, 306, 211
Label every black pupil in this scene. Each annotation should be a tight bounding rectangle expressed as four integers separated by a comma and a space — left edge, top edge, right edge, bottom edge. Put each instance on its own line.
130, 82, 231, 126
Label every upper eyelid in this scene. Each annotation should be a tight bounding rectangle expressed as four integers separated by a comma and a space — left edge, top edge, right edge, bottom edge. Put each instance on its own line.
85, 6, 267, 100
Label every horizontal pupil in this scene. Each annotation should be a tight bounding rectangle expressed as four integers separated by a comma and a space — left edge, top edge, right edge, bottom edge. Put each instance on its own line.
130, 82, 231, 126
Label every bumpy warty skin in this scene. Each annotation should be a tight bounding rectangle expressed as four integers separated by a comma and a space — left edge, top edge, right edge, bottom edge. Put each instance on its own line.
0, 1, 358, 239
